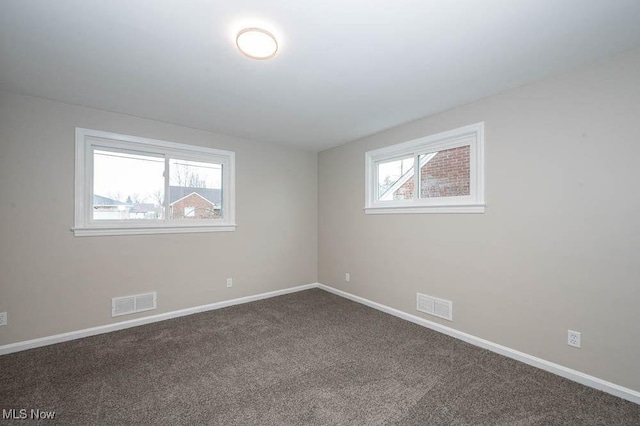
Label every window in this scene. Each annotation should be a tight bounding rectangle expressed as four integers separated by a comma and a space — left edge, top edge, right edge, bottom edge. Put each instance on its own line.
184, 206, 196, 217
74, 128, 236, 236
365, 122, 485, 214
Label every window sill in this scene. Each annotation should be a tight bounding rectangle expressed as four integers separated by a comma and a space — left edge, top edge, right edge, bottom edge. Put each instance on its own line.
72, 224, 237, 237
363, 204, 485, 215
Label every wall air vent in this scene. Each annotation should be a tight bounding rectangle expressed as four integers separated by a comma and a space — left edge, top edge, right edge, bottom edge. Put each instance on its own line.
112, 292, 157, 317
416, 293, 453, 321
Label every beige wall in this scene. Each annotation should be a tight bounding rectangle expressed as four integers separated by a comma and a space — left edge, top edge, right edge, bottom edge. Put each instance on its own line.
318, 49, 640, 391
0, 93, 317, 345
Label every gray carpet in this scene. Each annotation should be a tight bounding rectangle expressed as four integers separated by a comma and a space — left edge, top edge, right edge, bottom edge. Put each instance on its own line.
1, 289, 639, 425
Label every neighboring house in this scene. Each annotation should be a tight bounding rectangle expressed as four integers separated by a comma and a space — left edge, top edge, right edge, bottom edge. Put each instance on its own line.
380, 146, 470, 200
92, 194, 126, 220
93, 187, 221, 220
169, 186, 221, 219
93, 195, 161, 220
128, 203, 161, 220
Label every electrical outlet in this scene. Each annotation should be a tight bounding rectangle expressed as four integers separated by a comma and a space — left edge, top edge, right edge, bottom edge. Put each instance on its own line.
0, 312, 7, 326
226, 278, 233, 288
568, 330, 581, 348
345, 273, 350, 282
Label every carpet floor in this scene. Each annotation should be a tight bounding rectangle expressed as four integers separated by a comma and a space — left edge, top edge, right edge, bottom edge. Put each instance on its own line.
1, 289, 639, 425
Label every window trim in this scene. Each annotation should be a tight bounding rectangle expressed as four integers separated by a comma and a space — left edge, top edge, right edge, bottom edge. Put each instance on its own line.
364, 122, 485, 214
74, 128, 236, 236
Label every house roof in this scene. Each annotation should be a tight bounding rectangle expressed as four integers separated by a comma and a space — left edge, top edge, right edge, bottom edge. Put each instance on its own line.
93, 194, 124, 206
169, 186, 221, 206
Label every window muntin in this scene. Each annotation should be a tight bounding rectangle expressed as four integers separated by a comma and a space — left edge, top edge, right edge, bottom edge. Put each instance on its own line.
365, 123, 484, 214
75, 128, 236, 236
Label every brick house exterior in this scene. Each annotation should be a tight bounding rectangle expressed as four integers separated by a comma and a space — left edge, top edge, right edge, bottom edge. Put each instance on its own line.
170, 193, 219, 219
394, 145, 470, 199
169, 186, 222, 219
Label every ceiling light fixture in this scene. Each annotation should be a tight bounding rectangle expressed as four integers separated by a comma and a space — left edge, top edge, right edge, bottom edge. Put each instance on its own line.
236, 28, 278, 60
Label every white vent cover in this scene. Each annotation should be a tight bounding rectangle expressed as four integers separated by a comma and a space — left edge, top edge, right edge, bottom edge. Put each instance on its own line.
417, 293, 453, 321
112, 292, 157, 317
112, 296, 135, 317
135, 293, 156, 311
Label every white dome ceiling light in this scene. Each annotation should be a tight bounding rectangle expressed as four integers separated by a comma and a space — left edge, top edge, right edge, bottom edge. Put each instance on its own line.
236, 28, 278, 60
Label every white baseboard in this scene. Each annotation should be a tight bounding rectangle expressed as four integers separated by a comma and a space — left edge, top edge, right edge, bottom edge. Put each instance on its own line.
317, 283, 640, 405
2, 281, 638, 405
0, 283, 317, 356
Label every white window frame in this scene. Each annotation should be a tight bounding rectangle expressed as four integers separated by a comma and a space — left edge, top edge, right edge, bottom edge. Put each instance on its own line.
74, 128, 236, 236
364, 122, 485, 214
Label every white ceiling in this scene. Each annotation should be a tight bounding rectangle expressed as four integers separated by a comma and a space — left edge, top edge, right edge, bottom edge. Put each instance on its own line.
2, 1, 640, 151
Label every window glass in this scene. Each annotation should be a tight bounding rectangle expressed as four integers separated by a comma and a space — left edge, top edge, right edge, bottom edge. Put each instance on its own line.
93, 150, 164, 220
364, 122, 484, 214
75, 128, 236, 236
419, 146, 470, 198
377, 156, 414, 201
169, 159, 222, 220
